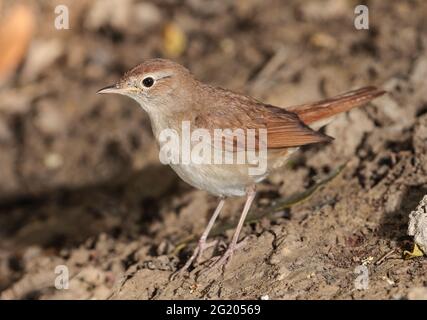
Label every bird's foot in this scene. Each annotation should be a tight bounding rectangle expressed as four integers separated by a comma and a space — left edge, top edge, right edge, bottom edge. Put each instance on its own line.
170, 239, 218, 280
204, 238, 248, 275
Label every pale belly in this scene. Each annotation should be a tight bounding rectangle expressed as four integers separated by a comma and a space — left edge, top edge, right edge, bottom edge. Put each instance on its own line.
170, 163, 261, 197
169, 148, 298, 197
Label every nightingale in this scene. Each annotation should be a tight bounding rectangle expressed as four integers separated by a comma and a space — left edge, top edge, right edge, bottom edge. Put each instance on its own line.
98, 58, 385, 275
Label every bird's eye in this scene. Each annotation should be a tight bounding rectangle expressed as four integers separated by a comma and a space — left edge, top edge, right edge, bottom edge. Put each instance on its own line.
142, 77, 154, 88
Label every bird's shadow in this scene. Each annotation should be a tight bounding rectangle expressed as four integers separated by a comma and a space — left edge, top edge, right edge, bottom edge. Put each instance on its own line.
0, 164, 180, 250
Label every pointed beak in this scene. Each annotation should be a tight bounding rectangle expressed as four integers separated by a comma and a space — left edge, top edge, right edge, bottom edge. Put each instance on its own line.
97, 84, 123, 94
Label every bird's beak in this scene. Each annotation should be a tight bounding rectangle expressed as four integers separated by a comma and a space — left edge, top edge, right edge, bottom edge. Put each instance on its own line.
97, 84, 124, 95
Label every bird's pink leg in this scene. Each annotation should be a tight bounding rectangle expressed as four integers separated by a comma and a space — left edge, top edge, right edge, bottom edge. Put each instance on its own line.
210, 187, 256, 270
173, 198, 225, 276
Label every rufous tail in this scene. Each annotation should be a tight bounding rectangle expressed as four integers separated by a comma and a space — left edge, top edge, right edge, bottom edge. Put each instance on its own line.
287, 86, 386, 125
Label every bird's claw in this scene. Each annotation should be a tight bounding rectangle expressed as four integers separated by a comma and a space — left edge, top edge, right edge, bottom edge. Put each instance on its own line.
170, 240, 218, 280
203, 238, 248, 275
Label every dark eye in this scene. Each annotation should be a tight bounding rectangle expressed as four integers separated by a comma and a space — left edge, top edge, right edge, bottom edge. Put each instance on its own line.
142, 77, 154, 88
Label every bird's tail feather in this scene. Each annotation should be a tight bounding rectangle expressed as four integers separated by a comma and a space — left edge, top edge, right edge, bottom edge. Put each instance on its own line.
287, 86, 386, 125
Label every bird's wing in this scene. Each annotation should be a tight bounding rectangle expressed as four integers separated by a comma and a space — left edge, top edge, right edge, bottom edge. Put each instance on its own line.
193, 97, 332, 152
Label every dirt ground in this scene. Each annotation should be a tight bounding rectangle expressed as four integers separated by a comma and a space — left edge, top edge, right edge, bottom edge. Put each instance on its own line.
1, 0, 427, 300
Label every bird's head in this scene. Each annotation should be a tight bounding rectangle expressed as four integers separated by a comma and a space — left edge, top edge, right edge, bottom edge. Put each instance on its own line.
97, 58, 196, 115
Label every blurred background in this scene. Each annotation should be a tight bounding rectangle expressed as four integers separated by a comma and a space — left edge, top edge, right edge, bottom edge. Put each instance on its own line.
1, 0, 427, 299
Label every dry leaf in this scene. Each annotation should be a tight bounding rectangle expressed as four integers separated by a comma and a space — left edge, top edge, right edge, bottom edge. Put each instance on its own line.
0, 4, 35, 83
162, 23, 187, 58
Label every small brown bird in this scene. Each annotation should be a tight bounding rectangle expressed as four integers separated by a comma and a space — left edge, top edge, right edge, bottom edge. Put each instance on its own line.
98, 58, 385, 274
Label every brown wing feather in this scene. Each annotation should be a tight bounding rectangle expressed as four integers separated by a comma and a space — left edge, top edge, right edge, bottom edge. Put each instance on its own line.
261, 105, 332, 148
287, 86, 386, 124
194, 98, 332, 152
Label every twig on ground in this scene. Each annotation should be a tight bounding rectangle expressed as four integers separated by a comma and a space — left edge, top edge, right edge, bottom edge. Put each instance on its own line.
375, 249, 396, 266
